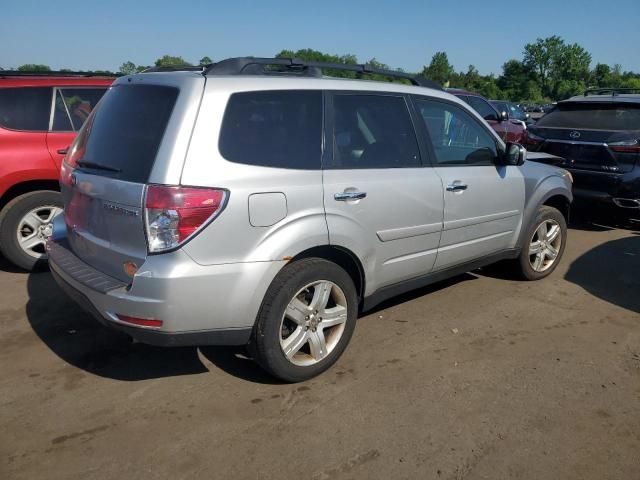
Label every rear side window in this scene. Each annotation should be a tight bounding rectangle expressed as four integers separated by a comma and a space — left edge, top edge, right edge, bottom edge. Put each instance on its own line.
329, 94, 420, 169
219, 90, 322, 169
76, 85, 178, 182
52, 88, 107, 131
0, 87, 51, 131
414, 97, 497, 166
536, 103, 640, 130
467, 96, 498, 121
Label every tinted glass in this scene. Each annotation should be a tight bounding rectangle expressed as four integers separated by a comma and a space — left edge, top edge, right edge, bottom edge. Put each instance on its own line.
415, 98, 497, 165
468, 96, 498, 121
60, 88, 107, 130
330, 94, 420, 169
219, 90, 322, 169
52, 90, 73, 131
508, 103, 528, 121
536, 103, 640, 130
77, 85, 178, 182
0, 87, 51, 131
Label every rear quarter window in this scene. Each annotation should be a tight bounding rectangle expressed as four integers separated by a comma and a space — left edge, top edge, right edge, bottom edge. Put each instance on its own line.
219, 90, 322, 169
537, 103, 640, 130
0, 87, 52, 131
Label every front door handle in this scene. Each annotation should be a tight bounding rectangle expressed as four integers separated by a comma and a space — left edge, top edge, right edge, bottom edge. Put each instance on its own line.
446, 183, 468, 192
334, 191, 367, 201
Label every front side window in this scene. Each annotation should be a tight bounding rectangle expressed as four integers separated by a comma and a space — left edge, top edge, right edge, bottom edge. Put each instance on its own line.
219, 90, 322, 169
414, 97, 497, 166
467, 96, 498, 121
0, 87, 51, 131
329, 94, 420, 169
52, 88, 107, 131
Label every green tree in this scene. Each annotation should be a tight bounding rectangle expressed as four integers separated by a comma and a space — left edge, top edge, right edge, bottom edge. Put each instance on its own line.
199, 56, 213, 66
275, 48, 358, 78
523, 36, 591, 99
154, 55, 192, 67
119, 61, 138, 75
421, 52, 454, 86
17, 64, 51, 72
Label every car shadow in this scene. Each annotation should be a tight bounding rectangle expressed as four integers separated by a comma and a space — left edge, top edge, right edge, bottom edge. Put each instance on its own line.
24, 269, 284, 383
0, 254, 26, 274
565, 235, 640, 314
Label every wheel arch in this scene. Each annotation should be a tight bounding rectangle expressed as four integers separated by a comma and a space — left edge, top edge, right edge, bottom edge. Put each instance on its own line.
290, 245, 366, 304
0, 180, 61, 215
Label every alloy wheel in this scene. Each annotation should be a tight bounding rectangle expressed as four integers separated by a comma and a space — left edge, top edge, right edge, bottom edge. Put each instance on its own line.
16, 205, 62, 259
528, 219, 562, 272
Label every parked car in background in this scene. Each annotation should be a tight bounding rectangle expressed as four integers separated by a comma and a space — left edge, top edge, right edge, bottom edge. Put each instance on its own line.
48, 58, 572, 382
448, 89, 526, 142
523, 88, 640, 220
0, 72, 112, 270
490, 100, 533, 126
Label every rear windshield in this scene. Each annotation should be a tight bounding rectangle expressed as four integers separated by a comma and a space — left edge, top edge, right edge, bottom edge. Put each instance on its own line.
536, 102, 640, 130
79, 84, 178, 182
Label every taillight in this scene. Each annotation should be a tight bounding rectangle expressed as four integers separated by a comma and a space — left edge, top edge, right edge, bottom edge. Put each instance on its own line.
609, 139, 640, 153
144, 185, 227, 253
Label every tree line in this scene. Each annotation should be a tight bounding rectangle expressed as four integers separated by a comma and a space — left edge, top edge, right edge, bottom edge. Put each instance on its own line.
5, 36, 640, 102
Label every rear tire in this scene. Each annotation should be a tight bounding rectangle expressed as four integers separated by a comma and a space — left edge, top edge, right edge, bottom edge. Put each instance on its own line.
0, 191, 62, 271
513, 205, 567, 280
252, 258, 358, 382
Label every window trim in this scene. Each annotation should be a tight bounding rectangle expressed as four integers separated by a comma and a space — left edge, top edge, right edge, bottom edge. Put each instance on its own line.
324, 90, 427, 170
410, 94, 503, 168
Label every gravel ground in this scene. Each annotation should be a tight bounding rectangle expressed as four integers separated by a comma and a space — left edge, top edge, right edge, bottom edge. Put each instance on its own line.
1, 225, 639, 480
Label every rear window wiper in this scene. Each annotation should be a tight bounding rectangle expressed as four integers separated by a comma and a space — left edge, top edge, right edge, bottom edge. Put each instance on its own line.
76, 160, 122, 173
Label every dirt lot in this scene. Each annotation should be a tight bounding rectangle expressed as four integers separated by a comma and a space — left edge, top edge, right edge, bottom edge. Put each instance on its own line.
1, 225, 639, 480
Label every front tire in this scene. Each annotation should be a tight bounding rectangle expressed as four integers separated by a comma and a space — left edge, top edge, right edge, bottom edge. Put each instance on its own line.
252, 258, 358, 382
514, 205, 567, 280
0, 191, 62, 271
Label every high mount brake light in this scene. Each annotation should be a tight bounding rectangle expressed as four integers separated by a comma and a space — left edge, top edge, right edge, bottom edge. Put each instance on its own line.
144, 185, 227, 253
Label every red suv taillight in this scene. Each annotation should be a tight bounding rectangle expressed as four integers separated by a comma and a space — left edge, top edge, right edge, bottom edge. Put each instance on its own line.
609, 139, 640, 153
144, 185, 227, 253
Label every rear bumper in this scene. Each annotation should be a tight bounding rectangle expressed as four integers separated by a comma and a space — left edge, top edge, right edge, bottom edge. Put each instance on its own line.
47, 236, 284, 347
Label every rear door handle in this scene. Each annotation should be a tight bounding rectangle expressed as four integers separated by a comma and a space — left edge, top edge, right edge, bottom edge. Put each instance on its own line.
334, 191, 367, 201
446, 183, 468, 192
57, 148, 68, 155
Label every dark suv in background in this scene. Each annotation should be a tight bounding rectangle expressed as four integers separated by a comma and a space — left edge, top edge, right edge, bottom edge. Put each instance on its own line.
524, 89, 640, 221
448, 89, 526, 142
0, 72, 111, 269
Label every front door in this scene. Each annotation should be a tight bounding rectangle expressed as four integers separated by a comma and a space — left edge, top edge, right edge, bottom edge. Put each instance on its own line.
412, 96, 524, 270
323, 92, 444, 295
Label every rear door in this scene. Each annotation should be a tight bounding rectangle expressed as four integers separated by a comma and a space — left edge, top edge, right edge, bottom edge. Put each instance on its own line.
412, 96, 524, 269
323, 92, 444, 292
61, 78, 203, 282
46, 87, 107, 169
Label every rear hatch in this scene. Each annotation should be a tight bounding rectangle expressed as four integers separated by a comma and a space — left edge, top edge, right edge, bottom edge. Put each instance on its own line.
527, 100, 640, 194
60, 75, 204, 282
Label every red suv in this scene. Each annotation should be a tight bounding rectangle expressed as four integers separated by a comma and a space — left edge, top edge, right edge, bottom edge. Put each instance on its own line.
447, 89, 526, 143
0, 72, 112, 270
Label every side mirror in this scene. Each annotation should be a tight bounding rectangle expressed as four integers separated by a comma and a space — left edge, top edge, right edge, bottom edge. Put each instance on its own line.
499, 111, 509, 122
501, 142, 527, 166
525, 113, 530, 120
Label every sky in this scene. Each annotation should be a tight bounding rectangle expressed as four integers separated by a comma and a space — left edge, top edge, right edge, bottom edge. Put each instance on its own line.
2, 0, 639, 75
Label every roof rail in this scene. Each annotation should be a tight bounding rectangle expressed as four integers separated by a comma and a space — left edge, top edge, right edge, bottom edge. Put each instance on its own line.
202, 57, 442, 89
0, 70, 119, 77
584, 87, 640, 96
141, 65, 206, 73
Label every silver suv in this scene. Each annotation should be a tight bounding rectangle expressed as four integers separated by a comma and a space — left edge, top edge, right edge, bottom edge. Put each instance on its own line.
48, 58, 573, 382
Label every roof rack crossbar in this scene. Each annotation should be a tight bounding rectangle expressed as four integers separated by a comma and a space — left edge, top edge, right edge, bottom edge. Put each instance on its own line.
584, 87, 640, 96
202, 57, 441, 89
